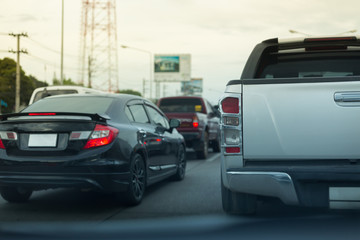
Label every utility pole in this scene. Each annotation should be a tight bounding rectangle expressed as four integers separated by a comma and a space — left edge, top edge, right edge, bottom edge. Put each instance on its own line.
60, 0, 64, 84
88, 56, 92, 88
9, 32, 28, 112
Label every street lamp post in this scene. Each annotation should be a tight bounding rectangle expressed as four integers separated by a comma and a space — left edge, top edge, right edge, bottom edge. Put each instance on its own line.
335, 29, 357, 35
289, 29, 312, 36
121, 45, 153, 100
290, 29, 357, 36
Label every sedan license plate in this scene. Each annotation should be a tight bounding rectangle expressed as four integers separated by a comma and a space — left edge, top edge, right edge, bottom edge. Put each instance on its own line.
28, 134, 58, 147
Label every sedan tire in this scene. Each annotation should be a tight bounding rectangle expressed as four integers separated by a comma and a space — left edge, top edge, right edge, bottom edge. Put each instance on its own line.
171, 145, 186, 181
121, 153, 146, 206
0, 187, 33, 203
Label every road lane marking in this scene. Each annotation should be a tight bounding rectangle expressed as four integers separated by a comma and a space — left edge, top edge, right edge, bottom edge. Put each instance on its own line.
206, 153, 221, 162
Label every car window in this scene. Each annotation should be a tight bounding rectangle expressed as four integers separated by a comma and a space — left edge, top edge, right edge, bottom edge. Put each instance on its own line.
23, 96, 113, 114
145, 105, 169, 128
33, 90, 78, 103
158, 98, 203, 113
124, 106, 134, 122
258, 55, 360, 79
127, 104, 150, 124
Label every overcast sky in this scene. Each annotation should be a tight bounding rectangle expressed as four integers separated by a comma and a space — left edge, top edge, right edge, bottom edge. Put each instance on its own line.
0, 0, 359, 104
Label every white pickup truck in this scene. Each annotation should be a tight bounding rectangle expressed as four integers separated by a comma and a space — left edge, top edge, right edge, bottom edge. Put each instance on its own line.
219, 36, 360, 214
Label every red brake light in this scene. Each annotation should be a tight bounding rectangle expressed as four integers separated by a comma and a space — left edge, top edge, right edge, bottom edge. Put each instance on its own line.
28, 113, 56, 116
221, 97, 239, 114
0, 139, 5, 149
83, 124, 119, 149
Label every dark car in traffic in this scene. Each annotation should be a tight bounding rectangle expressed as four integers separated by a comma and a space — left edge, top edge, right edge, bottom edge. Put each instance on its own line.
0, 94, 186, 206
157, 96, 220, 159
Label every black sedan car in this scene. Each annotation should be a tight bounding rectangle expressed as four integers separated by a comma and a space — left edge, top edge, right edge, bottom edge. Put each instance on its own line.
0, 94, 186, 205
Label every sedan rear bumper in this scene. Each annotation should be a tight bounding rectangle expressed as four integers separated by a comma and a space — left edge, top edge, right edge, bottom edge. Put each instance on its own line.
0, 172, 130, 192
0, 158, 131, 193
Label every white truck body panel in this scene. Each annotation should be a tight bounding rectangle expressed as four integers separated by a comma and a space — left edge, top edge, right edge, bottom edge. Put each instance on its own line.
243, 80, 360, 159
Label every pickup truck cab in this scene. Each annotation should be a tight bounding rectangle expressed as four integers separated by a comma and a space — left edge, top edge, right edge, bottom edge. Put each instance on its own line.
29, 85, 104, 105
219, 36, 360, 214
158, 96, 220, 159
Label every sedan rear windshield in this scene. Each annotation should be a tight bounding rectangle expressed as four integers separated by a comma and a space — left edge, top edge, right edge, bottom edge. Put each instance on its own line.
23, 96, 113, 114
159, 98, 203, 113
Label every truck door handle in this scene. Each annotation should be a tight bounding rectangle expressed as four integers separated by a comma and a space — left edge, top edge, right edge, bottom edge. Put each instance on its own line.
334, 92, 360, 107
334, 92, 360, 102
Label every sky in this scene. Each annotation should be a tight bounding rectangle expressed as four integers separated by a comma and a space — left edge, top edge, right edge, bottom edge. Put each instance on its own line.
0, 0, 359, 104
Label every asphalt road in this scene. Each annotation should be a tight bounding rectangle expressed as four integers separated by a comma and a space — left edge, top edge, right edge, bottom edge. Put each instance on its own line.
1, 150, 360, 239
0, 150, 222, 223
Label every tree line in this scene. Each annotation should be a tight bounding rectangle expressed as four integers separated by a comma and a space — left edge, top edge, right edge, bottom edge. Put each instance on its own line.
0, 58, 47, 113
0, 57, 142, 114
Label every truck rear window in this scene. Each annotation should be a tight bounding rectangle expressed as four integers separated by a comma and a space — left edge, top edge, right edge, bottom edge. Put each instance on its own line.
33, 90, 78, 103
257, 54, 360, 79
159, 98, 203, 113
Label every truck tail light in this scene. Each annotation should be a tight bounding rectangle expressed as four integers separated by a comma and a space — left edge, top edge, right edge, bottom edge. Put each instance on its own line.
219, 94, 242, 155
83, 124, 119, 149
224, 116, 239, 126
224, 129, 240, 145
192, 116, 199, 128
221, 97, 239, 114
225, 147, 240, 153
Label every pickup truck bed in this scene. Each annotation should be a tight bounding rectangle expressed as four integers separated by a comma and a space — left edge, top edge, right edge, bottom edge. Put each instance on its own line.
219, 36, 360, 214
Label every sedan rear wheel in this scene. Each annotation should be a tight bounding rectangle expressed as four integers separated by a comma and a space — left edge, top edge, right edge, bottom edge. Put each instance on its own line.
122, 153, 146, 206
0, 187, 32, 203
171, 145, 186, 181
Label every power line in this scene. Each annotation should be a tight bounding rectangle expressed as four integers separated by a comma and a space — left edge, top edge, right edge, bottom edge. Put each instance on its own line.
24, 54, 83, 72
25, 37, 78, 58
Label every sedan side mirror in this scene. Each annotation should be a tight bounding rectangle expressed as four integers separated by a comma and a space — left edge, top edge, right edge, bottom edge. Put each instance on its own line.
169, 118, 180, 129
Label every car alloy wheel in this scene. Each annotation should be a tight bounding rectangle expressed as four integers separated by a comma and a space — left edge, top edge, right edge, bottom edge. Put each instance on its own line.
172, 145, 186, 181
122, 153, 146, 206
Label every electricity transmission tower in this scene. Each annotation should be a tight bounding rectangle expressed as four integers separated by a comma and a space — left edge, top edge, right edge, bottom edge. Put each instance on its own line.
79, 0, 119, 92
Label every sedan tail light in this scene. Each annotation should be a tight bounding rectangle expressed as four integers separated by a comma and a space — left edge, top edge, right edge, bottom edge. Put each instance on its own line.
83, 124, 119, 149
0, 131, 18, 149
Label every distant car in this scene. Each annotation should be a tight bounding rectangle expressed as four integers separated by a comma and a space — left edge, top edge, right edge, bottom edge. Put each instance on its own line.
0, 94, 186, 205
157, 96, 220, 159
28, 85, 104, 105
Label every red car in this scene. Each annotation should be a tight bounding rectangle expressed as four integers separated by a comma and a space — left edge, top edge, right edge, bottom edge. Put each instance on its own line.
158, 96, 220, 159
